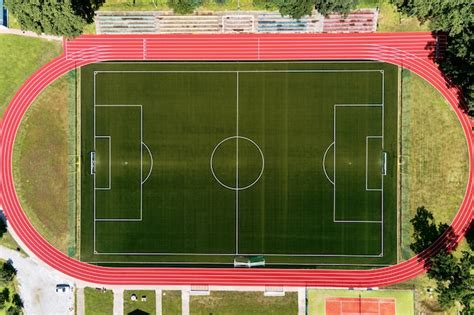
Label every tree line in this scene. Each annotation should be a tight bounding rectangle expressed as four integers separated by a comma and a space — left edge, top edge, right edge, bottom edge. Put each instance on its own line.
410, 207, 473, 313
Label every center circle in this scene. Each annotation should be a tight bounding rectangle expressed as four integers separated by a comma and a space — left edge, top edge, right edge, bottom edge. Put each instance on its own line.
210, 136, 264, 191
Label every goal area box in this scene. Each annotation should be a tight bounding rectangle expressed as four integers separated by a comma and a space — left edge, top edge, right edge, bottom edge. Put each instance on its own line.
80, 61, 399, 267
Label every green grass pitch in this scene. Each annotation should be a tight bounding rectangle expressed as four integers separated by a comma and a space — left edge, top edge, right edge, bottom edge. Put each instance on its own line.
80, 61, 398, 267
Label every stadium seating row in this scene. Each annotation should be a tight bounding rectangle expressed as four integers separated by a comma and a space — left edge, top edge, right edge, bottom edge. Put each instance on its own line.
96, 10, 377, 34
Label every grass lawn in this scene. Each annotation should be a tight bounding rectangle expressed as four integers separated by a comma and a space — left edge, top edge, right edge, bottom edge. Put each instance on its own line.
161, 291, 181, 315
400, 70, 468, 260
190, 291, 298, 315
376, 1, 429, 32
308, 288, 414, 315
0, 35, 62, 117
84, 287, 114, 315
99, 0, 273, 12
13, 72, 77, 256
0, 232, 24, 255
124, 290, 156, 315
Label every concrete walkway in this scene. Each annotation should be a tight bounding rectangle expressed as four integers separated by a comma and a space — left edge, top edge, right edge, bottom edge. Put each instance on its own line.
156, 289, 162, 315
182, 289, 190, 315
298, 287, 306, 315
113, 288, 124, 315
0, 26, 62, 41
76, 287, 85, 315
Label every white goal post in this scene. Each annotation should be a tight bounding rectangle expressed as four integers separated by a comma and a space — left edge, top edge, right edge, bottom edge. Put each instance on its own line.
382, 151, 387, 176
90, 151, 96, 175
234, 256, 265, 267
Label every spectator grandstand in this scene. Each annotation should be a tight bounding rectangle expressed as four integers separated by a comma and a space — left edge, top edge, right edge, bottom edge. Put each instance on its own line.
95, 9, 378, 35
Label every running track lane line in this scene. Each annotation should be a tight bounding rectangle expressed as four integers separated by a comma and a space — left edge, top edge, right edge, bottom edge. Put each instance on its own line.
0, 33, 472, 287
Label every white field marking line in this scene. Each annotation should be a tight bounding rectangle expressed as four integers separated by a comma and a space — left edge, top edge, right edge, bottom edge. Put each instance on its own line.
236, 72, 239, 255
83, 261, 390, 267
93, 72, 145, 252
93, 105, 143, 222
381, 70, 385, 256
141, 142, 154, 184
209, 136, 264, 191
333, 104, 384, 224
95, 70, 383, 74
94, 106, 144, 250
94, 251, 382, 257
93, 72, 97, 253
94, 136, 112, 190
91, 68, 385, 258
84, 261, 236, 265
366, 136, 383, 192
322, 142, 335, 185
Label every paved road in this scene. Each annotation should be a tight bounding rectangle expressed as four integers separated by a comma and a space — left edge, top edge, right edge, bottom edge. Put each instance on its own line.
0, 245, 74, 314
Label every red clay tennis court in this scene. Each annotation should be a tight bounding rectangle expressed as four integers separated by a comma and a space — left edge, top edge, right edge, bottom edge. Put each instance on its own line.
326, 297, 395, 315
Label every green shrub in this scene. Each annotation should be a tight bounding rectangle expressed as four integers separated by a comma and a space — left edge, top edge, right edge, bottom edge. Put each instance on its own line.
167, 0, 203, 14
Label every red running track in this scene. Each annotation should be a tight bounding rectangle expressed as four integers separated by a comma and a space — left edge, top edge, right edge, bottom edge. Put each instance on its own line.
0, 33, 472, 287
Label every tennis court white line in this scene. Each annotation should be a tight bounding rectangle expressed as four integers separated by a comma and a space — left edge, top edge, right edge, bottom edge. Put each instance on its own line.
94, 136, 111, 190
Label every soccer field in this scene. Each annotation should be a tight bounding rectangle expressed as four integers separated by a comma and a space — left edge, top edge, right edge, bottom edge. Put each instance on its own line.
80, 61, 398, 267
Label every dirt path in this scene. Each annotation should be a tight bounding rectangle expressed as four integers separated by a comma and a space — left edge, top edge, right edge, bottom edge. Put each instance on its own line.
0, 27, 62, 41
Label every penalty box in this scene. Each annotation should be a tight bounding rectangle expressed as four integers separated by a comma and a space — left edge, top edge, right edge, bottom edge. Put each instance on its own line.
80, 62, 398, 265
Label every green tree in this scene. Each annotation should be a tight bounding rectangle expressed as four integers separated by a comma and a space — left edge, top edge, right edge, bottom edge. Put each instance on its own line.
167, 0, 203, 14
466, 220, 474, 251
0, 219, 7, 239
273, 0, 357, 19
409, 206, 448, 254
390, 0, 474, 113
0, 288, 10, 308
272, 0, 315, 19
428, 250, 474, 312
0, 262, 16, 283
314, 0, 357, 16
427, 250, 457, 281
6, 305, 21, 315
11, 294, 22, 308
5, 0, 86, 37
